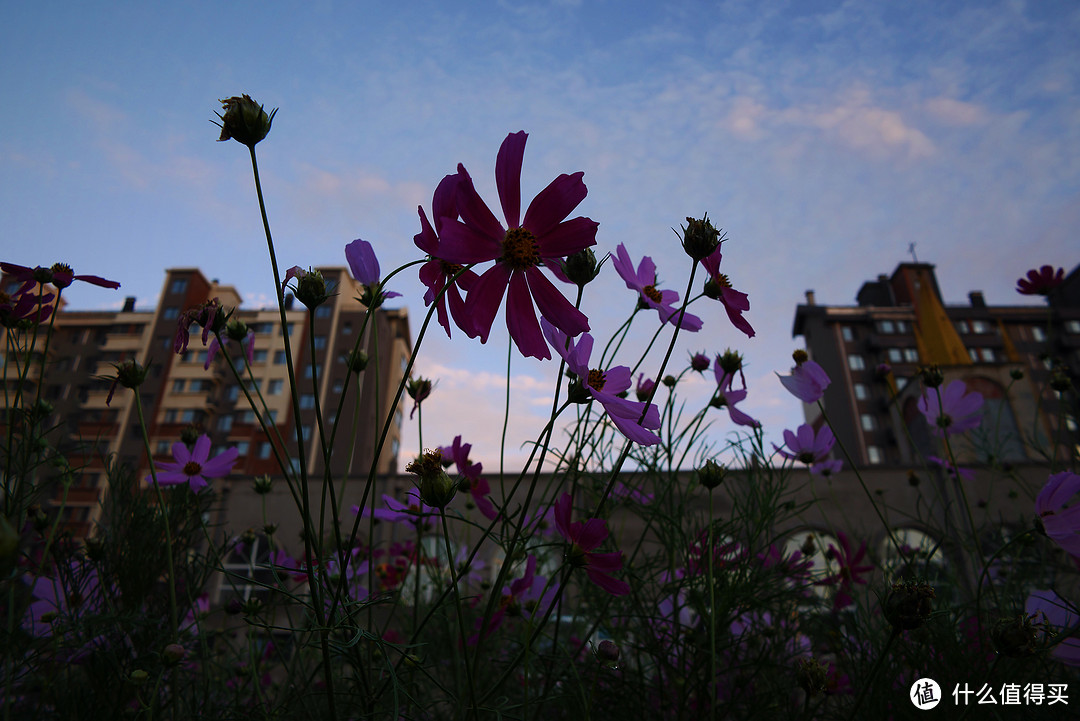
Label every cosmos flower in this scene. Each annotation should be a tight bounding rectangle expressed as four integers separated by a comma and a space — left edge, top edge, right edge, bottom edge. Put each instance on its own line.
148, 434, 239, 493
346, 238, 402, 306
701, 245, 754, 338
439, 435, 497, 520
927, 454, 975, 482
541, 319, 661, 446
0, 287, 55, 326
917, 379, 984, 437
711, 365, 759, 428
635, 373, 656, 402
611, 243, 702, 331
415, 172, 479, 339
437, 131, 596, 360
0, 261, 120, 293
815, 532, 874, 611
553, 493, 631, 596
777, 359, 831, 404
774, 423, 835, 465
1036, 470, 1080, 557
469, 555, 556, 645
1016, 265, 1065, 296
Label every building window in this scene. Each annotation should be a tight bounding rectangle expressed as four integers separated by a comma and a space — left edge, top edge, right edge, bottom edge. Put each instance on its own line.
301, 425, 312, 441
968, 348, 979, 363
253, 349, 268, 364
169, 278, 188, 295
903, 348, 919, 363
162, 307, 179, 320
879, 320, 895, 334
234, 441, 249, 457
972, 319, 990, 334
315, 306, 332, 318
179, 409, 197, 424
190, 379, 211, 392
226, 385, 240, 402
164, 409, 178, 423
304, 365, 315, 379
218, 534, 274, 604
155, 440, 171, 454
861, 414, 876, 431
848, 355, 865, 371
887, 348, 902, 363
1066, 320, 1080, 334
956, 320, 970, 334
258, 442, 272, 459
854, 383, 869, 401
300, 394, 316, 409
172, 379, 185, 393
979, 348, 995, 363
896, 320, 909, 334
314, 336, 327, 350
867, 446, 883, 464
842, 326, 854, 342
268, 379, 283, 395
343, 321, 352, 334
274, 350, 287, 365
218, 415, 233, 432
332, 380, 343, 394
238, 410, 257, 424
1032, 325, 1047, 342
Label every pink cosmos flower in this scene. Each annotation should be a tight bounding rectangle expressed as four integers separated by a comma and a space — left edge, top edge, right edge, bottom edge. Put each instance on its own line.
1036, 471, 1080, 557
815, 532, 874, 611
811, 459, 843, 477
927, 454, 975, 481
355, 493, 439, 530
711, 365, 759, 428
774, 423, 835, 465
917, 379, 984, 437
553, 493, 631, 595
1026, 589, 1080, 666
439, 435, 497, 520
437, 131, 596, 360
415, 173, 479, 339
777, 359, 831, 404
635, 373, 656, 402
0, 287, 55, 326
174, 298, 225, 355
701, 245, 754, 338
611, 243, 702, 331
345, 238, 402, 303
541, 319, 661, 446
0, 261, 120, 293
147, 434, 239, 493
469, 555, 556, 644
1017, 266, 1065, 296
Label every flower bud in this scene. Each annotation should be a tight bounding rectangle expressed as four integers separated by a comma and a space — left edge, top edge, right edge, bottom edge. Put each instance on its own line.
635, 375, 656, 402
596, 639, 620, 666
180, 425, 201, 448
990, 613, 1042, 658
407, 449, 457, 509
690, 352, 710, 372
294, 268, 332, 310
883, 580, 935, 630
795, 657, 829, 697
253, 475, 273, 495
129, 670, 150, 685
696, 459, 726, 490
407, 377, 432, 404
163, 643, 187, 665
1050, 370, 1073, 393
562, 248, 600, 287
792, 349, 809, 365
681, 214, 722, 262
225, 317, 250, 342
662, 375, 676, 388
717, 349, 744, 376
920, 365, 944, 388
1009, 368, 1024, 381
346, 349, 369, 374
114, 360, 148, 389
215, 95, 276, 148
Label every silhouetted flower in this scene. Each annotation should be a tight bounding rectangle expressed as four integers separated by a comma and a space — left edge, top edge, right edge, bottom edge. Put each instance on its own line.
701, 245, 754, 337
415, 173, 478, 338
815, 532, 873, 611
775, 423, 835, 465
439, 436, 497, 520
1016, 265, 1065, 296
437, 131, 596, 360
777, 358, 831, 404
346, 238, 401, 307
1026, 589, 1080, 666
711, 365, 759, 428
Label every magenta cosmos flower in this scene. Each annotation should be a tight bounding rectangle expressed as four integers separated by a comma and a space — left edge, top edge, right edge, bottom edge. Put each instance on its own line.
148, 434, 238, 493
1, 261, 120, 293
917, 379, 984, 437
0, 287, 55, 326
1017, 265, 1065, 296
701, 245, 754, 338
469, 555, 556, 645
611, 243, 702, 331
1036, 471, 1080, 557
774, 423, 835, 465
711, 365, 759, 428
439, 435, 498, 520
415, 173, 479, 339
553, 493, 631, 596
816, 532, 874, 611
542, 318, 661, 446
345, 238, 402, 305
777, 359, 830, 404
436, 131, 596, 360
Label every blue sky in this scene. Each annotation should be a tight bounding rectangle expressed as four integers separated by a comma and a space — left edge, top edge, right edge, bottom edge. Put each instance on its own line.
2, 1, 1077, 471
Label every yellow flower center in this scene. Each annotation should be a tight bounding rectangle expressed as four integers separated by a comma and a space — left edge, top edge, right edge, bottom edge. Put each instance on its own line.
588, 368, 606, 391
500, 228, 540, 271
642, 284, 663, 303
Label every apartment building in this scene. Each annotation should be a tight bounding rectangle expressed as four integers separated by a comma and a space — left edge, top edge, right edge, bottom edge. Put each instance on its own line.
1, 267, 411, 539
791, 261, 1080, 469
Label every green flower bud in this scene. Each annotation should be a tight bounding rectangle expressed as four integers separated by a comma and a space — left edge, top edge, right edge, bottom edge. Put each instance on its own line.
991, 613, 1043, 658
406, 449, 457, 509
883, 580, 935, 631
920, 365, 945, 388
346, 349, 369, 374
215, 95, 276, 148
253, 475, 273, 495
130, 669, 150, 685
696, 459, 726, 490
681, 214, 722, 262
562, 248, 600, 287
795, 657, 829, 697
717, 349, 744, 376
225, 317, 250, 342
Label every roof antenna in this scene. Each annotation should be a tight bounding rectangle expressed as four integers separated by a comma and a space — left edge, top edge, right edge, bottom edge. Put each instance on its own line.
908, 242, 919, 264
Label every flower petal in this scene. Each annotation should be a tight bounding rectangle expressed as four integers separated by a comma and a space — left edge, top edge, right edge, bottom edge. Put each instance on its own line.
496, 131, 526, 229
505, 271, 549, 360
526, 267, 590, 338
466, 263, 512, 344
534, 216, 598, 258
522, 172, 587, 238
